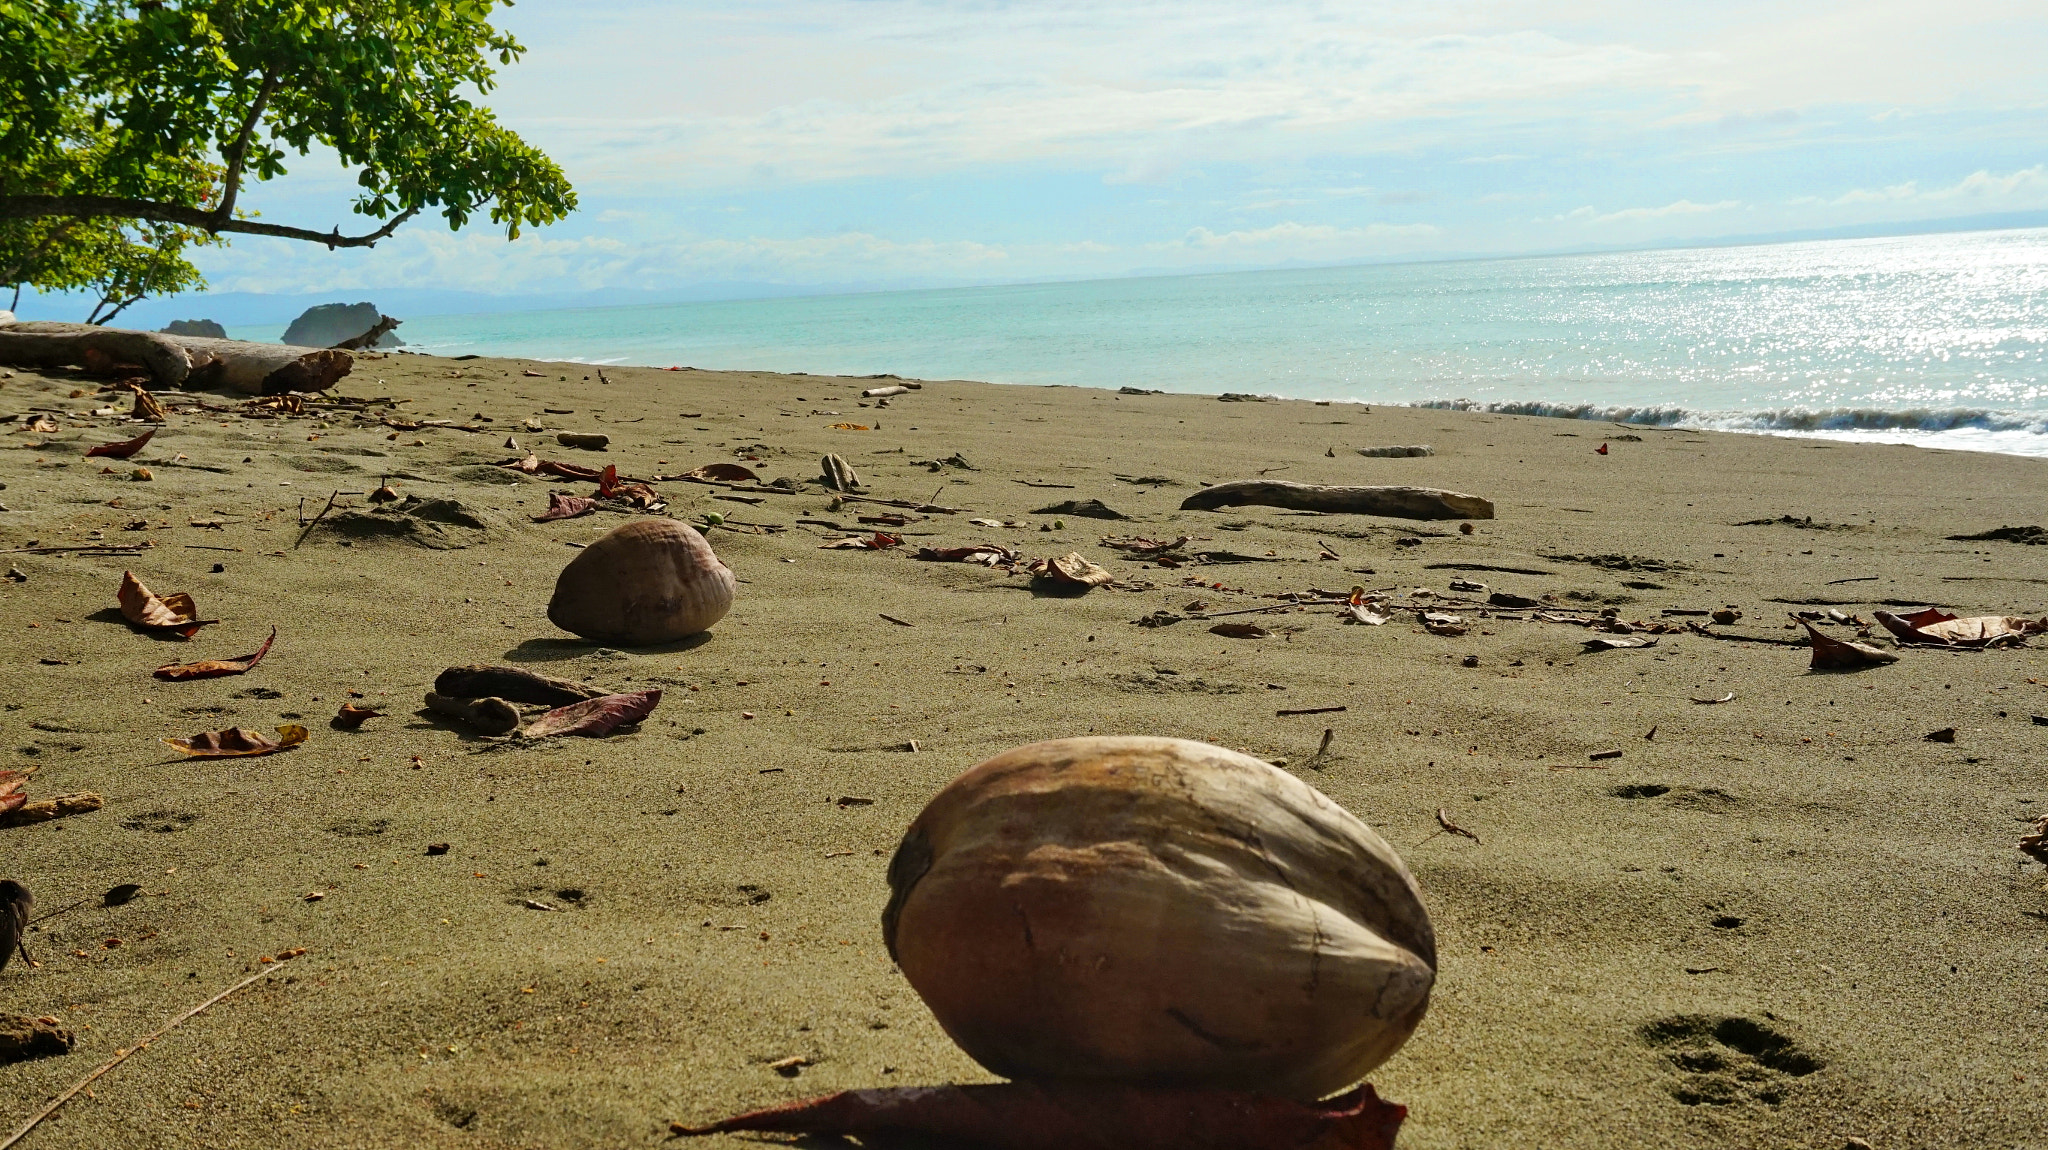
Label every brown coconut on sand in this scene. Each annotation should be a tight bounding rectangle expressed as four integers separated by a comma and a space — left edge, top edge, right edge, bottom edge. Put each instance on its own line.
0, 353, 2041, 1149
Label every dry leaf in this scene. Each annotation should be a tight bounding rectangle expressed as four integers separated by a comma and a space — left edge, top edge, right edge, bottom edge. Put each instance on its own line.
523, 689, 662, 739
153, 627, 275, 680
165, 724, 308, 758
681, 463, 759, 483
332, 704, 383, 729
1099, 534, 1193, 554
1801, 621, 1899, 669
820, 532, 903, 550
673, 1081, 1405, 1150
532, 492, 597, 522
2021, 814, 2048, 865
1341, 604, 1392, 625
829, 422, 871, 431
1583, 635, 1659, 651
131, 387, 166, 423
1873, 608, 2046, 648
1028, 552, 1114, 588
0, 770, 26, 815
25, 415, 58, 434
85, 427, 157, 459
915, 544, 1017, 566
1210, 622, 1273, 638
116, 571, 216, 637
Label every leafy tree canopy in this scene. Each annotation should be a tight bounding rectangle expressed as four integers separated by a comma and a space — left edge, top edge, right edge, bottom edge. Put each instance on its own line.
0, 0, 575, 293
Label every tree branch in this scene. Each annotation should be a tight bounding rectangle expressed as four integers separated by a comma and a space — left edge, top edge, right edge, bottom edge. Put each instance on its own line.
0, 196, 421, 249
213, 68, 281, 228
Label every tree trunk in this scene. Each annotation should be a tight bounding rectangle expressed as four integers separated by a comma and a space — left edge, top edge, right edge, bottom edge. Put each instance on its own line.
1179, 481, 1494, 521
0, 320, 352, 394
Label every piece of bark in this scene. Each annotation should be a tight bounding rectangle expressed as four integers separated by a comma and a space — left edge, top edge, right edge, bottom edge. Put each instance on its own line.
0, 792, 103, 828
1181, 481, 1494, 520
1355, 445, 1434, 457
433, 665, 606, 707
820, 453, 863, 492
423, 692, 521, 736
674, 1081, 1405, 1150
0, 1015, 74, 1064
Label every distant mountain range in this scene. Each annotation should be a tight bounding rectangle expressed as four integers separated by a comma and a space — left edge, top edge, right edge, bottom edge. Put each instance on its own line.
15, 208, 2048, 331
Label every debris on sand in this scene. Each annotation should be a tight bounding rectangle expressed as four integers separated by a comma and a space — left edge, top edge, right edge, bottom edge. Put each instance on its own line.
1945, 525, 2046, 545
915, 544, 1018, 567
116, 571, 217, 638
1028, 552, 1114, 589
154, 627, 276, 680
1209, 622, 1272, 639
2021, 815, 2048, 865
332, 704, 383, 730
424, 693, 521, 736
164, 725, 307, 758
1799, 622, 1898, 670
1181, 480, 1492, 521
821, 533, 903, 550
532, 492, 596, 522
1873, 608, 2046, 649
434, 665, 606, 708
85, 428, 157, 460
1031, 499, 1130, 521
0, 1015, 73, 1064
523, 689, 661, 739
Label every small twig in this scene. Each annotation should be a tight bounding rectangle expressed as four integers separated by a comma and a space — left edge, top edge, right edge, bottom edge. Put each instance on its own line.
1416, 807, 1481, 848
182, 545, 241, 552
878, 613, 914, 627
1190, 603, 1299, 620
1276, 705, 1347, 717
293, 490, 345, 549
1304, 727, 1335, 770
0, 546, 145, 555
0, 954, 301, 1150
25, 898, 90, 927
1317, 539, 1340, 558
1825, 575, 1879, 585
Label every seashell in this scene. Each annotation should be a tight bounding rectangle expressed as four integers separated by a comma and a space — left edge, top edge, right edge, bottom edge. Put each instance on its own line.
546, 518, 735, 645
883, 736, 1435, 1101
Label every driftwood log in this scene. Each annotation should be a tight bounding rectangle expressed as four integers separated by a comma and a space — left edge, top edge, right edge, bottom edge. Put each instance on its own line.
0, 321, 351, 395
1180, 481, 1494, 521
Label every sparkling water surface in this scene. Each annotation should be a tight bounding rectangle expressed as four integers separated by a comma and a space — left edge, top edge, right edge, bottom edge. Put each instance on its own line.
245, 228, 2048, 457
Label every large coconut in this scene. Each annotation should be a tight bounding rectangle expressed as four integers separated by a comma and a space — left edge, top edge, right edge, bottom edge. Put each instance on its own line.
883, 736, 1435, 1101
546, 518, 735, 645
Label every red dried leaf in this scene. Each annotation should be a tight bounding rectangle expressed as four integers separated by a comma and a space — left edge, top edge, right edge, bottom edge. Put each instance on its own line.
153, 627, 275, 680
332, 704, 383, 730
116, 571, 216, 638
523, 689, 661, 739
532, 492, 597, 522
682, 462, 759, 483
85, 427, 157, 459
165, 724, 308, 758
1801, 621, 1899, 669
1873, 608, 2045, 648
675, 1081, 1405, 1150
0, 770, 27, 815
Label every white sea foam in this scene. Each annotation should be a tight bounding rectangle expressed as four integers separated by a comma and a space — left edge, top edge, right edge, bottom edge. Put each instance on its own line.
1409, 399, 2048, 456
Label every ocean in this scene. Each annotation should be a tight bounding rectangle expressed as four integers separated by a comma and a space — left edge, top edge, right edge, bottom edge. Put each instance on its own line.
245, 227, 2048, 458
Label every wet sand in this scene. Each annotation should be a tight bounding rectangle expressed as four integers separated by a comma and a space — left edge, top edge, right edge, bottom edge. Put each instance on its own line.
0, 351, 2045, 1148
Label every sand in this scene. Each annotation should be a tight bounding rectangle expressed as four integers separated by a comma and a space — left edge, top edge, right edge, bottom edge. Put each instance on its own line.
0, 351, 2044, 1149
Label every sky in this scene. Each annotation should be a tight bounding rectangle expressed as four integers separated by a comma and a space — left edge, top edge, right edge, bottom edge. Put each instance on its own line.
57, 0, 2048, 303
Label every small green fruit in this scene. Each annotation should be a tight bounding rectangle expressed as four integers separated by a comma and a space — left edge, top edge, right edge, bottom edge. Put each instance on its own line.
704, 511, 725, 526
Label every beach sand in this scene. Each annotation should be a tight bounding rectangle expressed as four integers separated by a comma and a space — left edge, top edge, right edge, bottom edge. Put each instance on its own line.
0, 352, 2044, 1148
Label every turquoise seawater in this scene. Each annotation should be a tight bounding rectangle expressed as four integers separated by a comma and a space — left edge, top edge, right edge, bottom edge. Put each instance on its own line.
262, 227, 2048, 457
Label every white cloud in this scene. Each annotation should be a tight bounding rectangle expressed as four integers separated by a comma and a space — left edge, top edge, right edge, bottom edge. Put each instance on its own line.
1554, 198, 1743, 225
1792, 165, 2048, 209
1157, 220, 1438, 259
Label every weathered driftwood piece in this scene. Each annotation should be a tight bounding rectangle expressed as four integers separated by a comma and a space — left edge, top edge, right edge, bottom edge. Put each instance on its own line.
331, 314, 401, 350
862, 384, 914, 398
0, 792, 103, 828
423, 692, 520, 736
0, 325, 191, 388
0, 321, 350, 394
433, 664, 605, 707
1181, 481, 1493, 521
820, 453, 864, 492
1356, 445, 1433, 457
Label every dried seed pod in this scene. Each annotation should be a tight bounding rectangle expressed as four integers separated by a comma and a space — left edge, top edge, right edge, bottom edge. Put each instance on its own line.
883, 736, 1435, 1101
546, 518, 735, 645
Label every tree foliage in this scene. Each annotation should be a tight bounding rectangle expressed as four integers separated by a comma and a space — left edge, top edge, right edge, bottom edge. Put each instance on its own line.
0, 0, 575, 316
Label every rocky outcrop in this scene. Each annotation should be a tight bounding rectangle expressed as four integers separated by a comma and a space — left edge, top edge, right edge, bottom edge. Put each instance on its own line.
281, 302, 404, 348
161, 318, 228, 338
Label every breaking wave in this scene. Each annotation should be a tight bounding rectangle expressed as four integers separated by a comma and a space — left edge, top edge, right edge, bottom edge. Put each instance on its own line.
1410, 399, 2048, 437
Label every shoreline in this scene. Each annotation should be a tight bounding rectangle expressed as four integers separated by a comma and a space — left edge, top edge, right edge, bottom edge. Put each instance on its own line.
0, 351, 2043, 1147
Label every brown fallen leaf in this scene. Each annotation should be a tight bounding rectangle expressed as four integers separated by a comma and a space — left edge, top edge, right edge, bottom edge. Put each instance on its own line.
680, 462, 759, 483
1210, 622, 1273, 638
1, 770, 26, 815
131, 386, 167, 423
1099, 534, 1193, 555
820, 532, 904, 550
1873, 608, 2047, 648
164, 725, 308, 758
1028, 552, 1114, 588
2021, 814, 2048, 865
1800, 621, 1899, 669
85, 427, 157, 460
523, 689, 662, 739
25, 415, 58, 434
116, 571, 217, 638
532, 491, 597, 522
434, 665, 606, 707
915, 543, 1017, 566
595, 464, 663, 509
332, 703, 384, 730
153, 627, 276, 680
672, 1081, 1405, 1150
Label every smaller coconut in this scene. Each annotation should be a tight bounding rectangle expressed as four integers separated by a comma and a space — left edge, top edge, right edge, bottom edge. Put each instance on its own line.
547, 518, 735, 645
